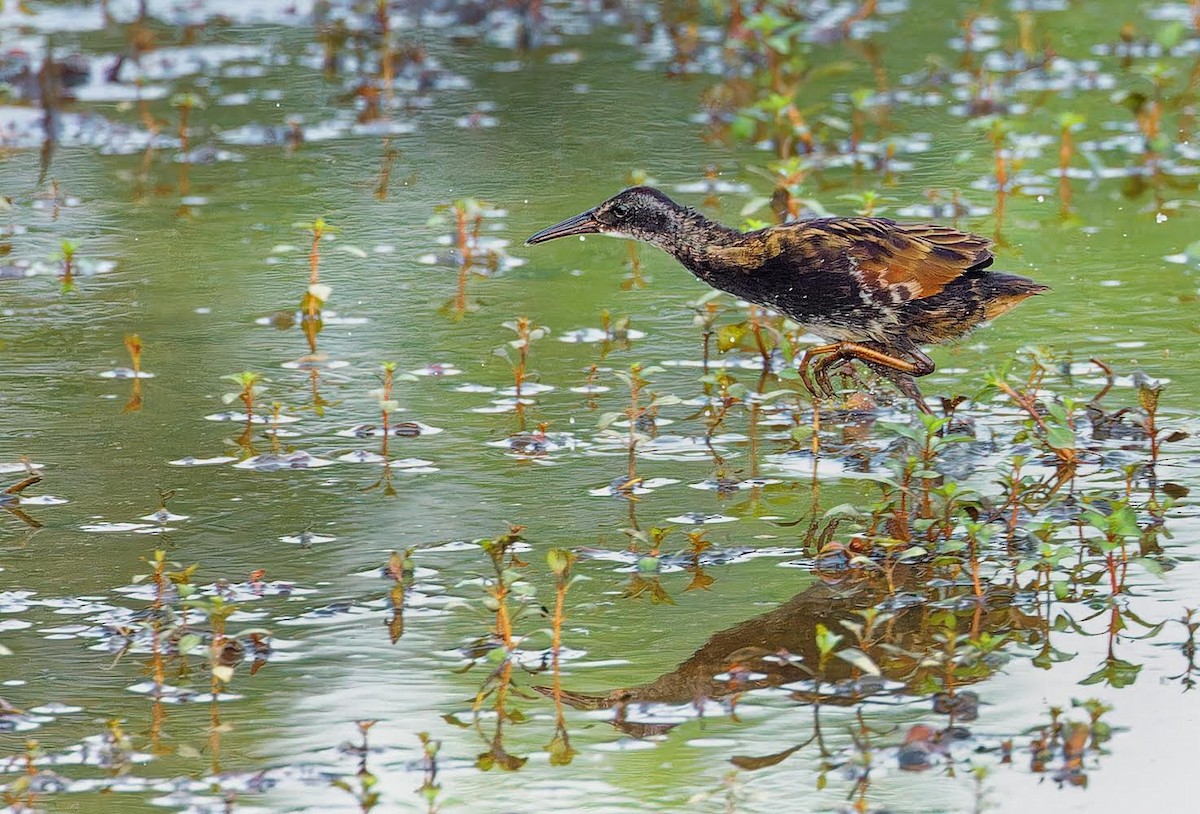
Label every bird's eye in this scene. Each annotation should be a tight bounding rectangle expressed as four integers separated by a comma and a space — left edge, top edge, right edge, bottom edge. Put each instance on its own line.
611, 203, 631, 219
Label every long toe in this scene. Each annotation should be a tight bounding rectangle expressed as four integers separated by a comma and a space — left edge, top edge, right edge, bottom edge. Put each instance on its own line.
798, 365, 820, 398
887, 371, 934, 415
813, 360, 838, 399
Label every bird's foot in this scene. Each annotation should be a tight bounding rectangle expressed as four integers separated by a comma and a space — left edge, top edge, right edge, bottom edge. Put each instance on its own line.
813, 348, 863, 399
798, 343, 842, 399
814, 357, 840, 399
799, 342, 937, 413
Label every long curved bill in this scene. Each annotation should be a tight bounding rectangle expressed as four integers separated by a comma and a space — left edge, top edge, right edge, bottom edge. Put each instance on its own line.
525, 209, 601, 245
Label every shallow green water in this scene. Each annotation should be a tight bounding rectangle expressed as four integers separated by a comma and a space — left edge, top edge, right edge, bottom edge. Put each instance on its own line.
1, 1, 1199, 812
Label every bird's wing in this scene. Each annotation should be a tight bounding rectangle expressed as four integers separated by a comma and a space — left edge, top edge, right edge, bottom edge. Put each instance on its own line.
773, 218, 994, 302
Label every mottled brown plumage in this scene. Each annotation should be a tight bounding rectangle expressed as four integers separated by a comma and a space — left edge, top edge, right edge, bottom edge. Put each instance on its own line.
526, 187, 1048, 412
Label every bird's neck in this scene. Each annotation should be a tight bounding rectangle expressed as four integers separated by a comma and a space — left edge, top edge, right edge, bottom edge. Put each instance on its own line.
646, 208, 746, 280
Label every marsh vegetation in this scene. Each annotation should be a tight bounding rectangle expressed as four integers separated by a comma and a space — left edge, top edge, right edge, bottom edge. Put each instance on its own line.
0, 1, 1198, 812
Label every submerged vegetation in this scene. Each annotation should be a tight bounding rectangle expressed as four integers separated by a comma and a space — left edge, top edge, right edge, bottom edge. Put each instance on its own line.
1, 0, 1199, 812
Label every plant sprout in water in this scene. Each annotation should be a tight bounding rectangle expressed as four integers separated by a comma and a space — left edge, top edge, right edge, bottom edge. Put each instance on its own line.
170, 91, 204, 196
495, 317, 549, 425
222, 371, 267, 450
746, 156, 823, 223
54, 239, 78, 292
621, 526, 676, 605
469, 526, 534, 772
332, 720, 382, 813
124, 334, 144, 412
222, 372, 266, 420
598, 364, 680, 492
170, 92, 204, 155
970, 114, 1013, 239
544, 548, 579, 766
365, 361, 418, 494
836, 189, 893, 218
383, 549, 411, 643
294, 217, 339, 354
430, 197, 494, 315
375, 362, 400, 438
687, 290, 726, 376
4, 4, 1200, 812
1057, 112, 1086, 215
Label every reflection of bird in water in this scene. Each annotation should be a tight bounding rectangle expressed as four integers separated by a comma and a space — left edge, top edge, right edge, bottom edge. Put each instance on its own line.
528, 187, 1047, 413
533, 569, 1038, 739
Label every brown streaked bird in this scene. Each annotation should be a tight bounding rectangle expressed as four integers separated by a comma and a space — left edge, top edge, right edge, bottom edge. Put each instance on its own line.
526, 187, 1047, 413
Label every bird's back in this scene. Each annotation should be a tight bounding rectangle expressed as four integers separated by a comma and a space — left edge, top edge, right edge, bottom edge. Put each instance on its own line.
687, 217, 1044, 347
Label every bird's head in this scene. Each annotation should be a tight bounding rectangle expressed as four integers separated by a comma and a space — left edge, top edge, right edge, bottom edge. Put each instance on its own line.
525, 187, 685, 247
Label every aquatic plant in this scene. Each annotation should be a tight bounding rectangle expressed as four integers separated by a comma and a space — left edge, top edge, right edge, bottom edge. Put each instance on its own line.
384, 549, 409, 643
976, 114, 1012, 191
985, 354, 1079, 495
744, 158, 813, 224
544, 548, 578, 766
221, 371, 266, 421
715, 300, 787, 372
1057, 112, 1086, 213
1, 739, 43, 810
374, 362, 399, 440
123, 333, 143, 377
1026, 701, 1113, 786
169, 91, 204, 197
375, 138, 398, 201
416, 732, 442, 813
170, 92, 204, 156
836, 189, 893, 217
727, 9, 828, 158
182, 593, 237, 773
220, 371, 268, 451
1170, 609, 1199, 691
332, 720, 382, 812
123, 334, 144, 412
687, 290, 726, 375
316, 15, 351, 76
360, 362, 415, 493
471, 526, 533, 771
53, 239, 77, 292
5, 3, 1200, 811
697, 368, 743, 461
496, 316, 549, 421
598, 364, 679, 487
294, 218, 338, 353
430, 197, 494, 314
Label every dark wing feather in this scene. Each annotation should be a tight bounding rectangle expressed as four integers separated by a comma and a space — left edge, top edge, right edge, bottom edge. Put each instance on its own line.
779, 218, 994, 302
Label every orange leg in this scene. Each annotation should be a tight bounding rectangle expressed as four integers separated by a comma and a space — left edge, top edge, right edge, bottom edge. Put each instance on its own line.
798, 342, 935, 414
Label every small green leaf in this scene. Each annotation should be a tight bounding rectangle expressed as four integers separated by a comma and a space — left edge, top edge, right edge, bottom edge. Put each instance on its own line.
835, 647, 881, 676
177, 634, 202, 655
1045, 425, 1075, 449
1131, 556, 1165, 578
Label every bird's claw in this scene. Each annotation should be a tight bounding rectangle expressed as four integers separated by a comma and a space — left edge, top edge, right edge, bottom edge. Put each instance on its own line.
800, 351, 848, 400
798, 355, 824, 399
814, 362, 836, 399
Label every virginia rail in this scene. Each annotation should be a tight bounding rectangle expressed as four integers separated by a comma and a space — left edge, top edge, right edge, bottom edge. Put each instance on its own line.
526, 187, 1047, 413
